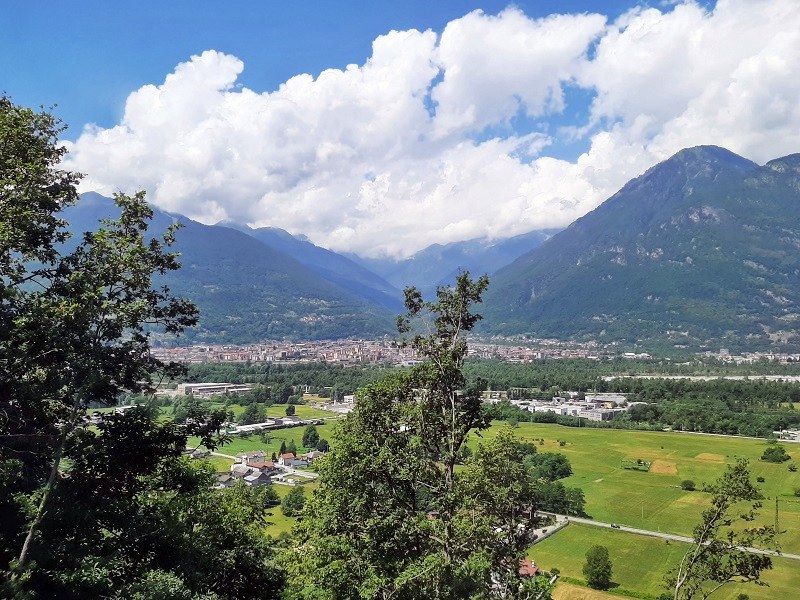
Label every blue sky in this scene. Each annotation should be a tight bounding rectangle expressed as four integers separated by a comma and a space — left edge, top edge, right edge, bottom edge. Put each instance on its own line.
3, 1, 636, 136
3, 1, 797, 258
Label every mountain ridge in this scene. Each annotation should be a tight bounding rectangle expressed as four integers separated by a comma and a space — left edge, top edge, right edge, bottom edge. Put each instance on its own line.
67, 193, 397, 342
481, 145, 800, 351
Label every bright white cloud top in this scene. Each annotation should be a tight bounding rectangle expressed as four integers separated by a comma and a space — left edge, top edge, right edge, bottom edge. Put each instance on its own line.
64, 0, 800, 258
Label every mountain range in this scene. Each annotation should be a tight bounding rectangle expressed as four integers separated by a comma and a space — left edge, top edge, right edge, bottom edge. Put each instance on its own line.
482, 146, 800, 352
347, 229, 558, 296
68, 145, 800, 351
66, 193, 550, 343
66, 193, 399, 342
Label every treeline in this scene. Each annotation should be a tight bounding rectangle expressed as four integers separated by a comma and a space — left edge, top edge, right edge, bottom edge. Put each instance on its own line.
183, 360, 800, 437
185, 358, 800, 400
463, 358, 800, 392
485, 390, 800, 438
185, 362, 394, 397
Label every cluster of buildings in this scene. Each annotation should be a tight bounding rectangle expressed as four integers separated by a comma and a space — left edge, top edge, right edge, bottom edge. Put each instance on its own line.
150, 336, 628, 367
213, 449, 325, 488
151, 339, 416, 365
700, 348, 800, 364
468, 339, 617, 362
177, 382, 253, 397
227, 416, 322, 436
483, 391, 630, 421
773, 428, 800, 442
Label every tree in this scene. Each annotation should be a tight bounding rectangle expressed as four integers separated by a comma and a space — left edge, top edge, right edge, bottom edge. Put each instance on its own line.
275, 384, 293, 404
0, 97, 278, 598
302, 425, 320, 449
681, 480, 696, 491
525, 452, 572, 481
281, 486, 306, 517
316, 438, 330, 452
668, 459, 775, 600
284, 273, 549, 600
583, 545, 613, 590
240, 403, 260, 425
285, 404, 296, 416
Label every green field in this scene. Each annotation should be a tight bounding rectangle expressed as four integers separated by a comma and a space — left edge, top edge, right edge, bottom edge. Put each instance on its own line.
478, 422, 800, 554
205, 402, 340, 421
198, 414, 800, 598
191, 421, 339, 460
534, 522, 800, 600
265, 481, 320, 537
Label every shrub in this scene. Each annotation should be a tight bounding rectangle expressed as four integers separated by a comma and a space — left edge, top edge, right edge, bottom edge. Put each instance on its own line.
681, 480, 696, 491
756, 476, 765, 483
761, 446, 790, 463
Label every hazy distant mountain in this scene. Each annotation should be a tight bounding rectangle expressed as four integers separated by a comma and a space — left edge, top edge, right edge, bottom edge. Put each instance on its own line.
350, 229, 558, 296
67, 193, 396, 342
217, 221, 402, 311
482, 145, 800, 351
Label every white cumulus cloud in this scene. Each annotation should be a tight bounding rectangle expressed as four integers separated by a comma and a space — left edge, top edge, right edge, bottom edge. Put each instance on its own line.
64, 1, 800, 258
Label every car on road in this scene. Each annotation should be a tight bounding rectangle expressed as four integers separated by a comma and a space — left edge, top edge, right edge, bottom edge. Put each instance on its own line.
610, 523, 621, 529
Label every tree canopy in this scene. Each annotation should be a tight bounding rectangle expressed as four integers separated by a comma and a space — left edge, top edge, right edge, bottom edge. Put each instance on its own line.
283, 273, 551, 600
0, 97, 281, 598
583, 545, 613, 590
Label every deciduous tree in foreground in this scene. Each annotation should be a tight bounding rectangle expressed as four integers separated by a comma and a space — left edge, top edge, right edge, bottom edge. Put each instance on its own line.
0, 97, 282, 599
284, 273, 550, 600
668, 459, 775, 600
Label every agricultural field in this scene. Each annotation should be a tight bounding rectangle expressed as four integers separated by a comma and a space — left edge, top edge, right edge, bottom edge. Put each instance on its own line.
190, 421, 339, 460
536, 522, 800, 600
193, 410, 800, 597
205, 401, 340, 421
478, 422, 800, 554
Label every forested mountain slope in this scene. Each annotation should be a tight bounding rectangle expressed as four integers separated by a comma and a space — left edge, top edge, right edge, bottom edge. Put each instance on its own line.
67, 193, 396, 341
482, 146, 800, 351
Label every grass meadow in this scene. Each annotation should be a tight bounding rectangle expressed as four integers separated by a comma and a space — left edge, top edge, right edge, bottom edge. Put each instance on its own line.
205, 401, 340, 421
265, 481, 320, 537
477, 422, 800, 554
535, 522, 800, 600
194, 412, 800, 596
190, 420, 339, 460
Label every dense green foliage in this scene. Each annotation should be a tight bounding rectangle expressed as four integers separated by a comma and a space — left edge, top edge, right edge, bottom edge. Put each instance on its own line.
284, 274, 553, 599
583, 545, 613, 590
281, 486, 306, 517
302, 425, 320, 449
26, 408, 283, 599
761, 446, 790, 463
0, 98, 281, 599
186, 361, 394, 397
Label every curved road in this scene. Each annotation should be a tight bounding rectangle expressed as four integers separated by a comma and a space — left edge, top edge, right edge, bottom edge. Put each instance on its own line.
561, 516, 800, 561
